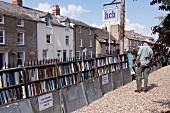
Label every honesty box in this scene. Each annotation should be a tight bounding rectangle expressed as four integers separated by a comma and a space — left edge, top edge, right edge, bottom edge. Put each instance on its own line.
38, 93, 53, 111
103, 7, 118, 22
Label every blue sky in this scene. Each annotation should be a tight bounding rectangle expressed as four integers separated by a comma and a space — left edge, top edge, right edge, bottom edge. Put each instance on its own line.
2, 0, 168, 39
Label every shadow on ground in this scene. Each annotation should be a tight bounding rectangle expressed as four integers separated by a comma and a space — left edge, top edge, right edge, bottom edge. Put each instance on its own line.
147, 84, 158, 91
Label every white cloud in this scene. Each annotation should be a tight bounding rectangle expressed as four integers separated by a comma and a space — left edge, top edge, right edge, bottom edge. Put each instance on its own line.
124, 19, 157, 39
60, 4, 90, 18
34, 3, 90, 18
34, 2, 51, 12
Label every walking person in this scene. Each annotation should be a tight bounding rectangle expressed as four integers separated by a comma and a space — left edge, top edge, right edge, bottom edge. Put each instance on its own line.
134, 39, 153, 93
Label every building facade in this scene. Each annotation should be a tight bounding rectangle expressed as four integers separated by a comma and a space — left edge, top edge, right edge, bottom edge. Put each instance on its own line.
70, 19, 96, 60
0, 1, 37, 68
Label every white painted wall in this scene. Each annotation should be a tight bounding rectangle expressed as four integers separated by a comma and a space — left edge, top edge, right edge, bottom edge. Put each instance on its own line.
37, 22, 74, 60
53, 26, 74, 60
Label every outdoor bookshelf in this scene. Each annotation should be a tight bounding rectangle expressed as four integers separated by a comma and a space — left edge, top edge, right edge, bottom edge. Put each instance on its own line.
57, 61, 79, 88
119, 54, 128, 69
25, 64, 57, 97
77, 58, 97, 81
0, 67, 26, 105
96, 56, 109, 76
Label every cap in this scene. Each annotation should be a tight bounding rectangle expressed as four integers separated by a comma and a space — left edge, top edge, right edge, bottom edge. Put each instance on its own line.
144, 39, 150, 43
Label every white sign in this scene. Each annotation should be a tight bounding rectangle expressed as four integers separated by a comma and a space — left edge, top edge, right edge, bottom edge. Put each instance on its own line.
103, 7, 118, 21
38, 93, 53, 111
102, 74, 109, 85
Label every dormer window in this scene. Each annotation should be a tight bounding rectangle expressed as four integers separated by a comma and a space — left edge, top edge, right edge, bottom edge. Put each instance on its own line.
45, 18, 51, 27
17, 19, 24, 27
65, 21, 70, 30
0, 15, 4, 24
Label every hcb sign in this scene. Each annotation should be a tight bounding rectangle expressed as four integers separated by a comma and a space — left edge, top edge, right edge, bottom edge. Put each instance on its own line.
103, 7, 118, 21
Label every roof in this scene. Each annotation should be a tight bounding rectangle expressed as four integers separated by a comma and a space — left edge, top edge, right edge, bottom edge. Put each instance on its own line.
69, 18, 91, 28
125, 31, 146, 41
0, 1, 63, 26
95, 28, 118, 44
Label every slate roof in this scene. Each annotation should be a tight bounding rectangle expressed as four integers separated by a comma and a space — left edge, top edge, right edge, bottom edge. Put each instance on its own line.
69, 18, 91, 28
0, 1, 63, 26
95, 28, 118, 44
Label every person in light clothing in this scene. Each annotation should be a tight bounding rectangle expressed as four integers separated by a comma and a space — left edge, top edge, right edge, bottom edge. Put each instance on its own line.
134, 39, 153, 93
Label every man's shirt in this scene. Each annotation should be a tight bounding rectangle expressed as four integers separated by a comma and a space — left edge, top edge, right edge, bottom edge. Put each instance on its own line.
137, 45, 153, 66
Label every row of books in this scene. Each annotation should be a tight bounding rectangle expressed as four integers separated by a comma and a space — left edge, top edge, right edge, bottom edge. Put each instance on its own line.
120, 62, 128, 69
0, 71, 24, 88
80, 70, 94, 81
27, 67, 55, 82
77, 60, 95, 72
59, 74, 79, 88
28, 80, 55, 97
58, 63, 78, 75
0, 86, 25, 105
97, 66, 109, 76
97, 58, 109, 67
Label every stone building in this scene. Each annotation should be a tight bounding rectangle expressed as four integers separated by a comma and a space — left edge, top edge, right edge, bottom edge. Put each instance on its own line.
95, 26, 119, 57
0, 0, 37, 67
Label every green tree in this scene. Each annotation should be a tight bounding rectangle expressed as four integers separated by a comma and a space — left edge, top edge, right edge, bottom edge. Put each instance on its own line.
151, 0, 170, 46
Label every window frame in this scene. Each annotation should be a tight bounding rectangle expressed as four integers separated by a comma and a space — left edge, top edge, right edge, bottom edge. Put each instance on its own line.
46, 34, 52, 44
17, 19, 24, 27
89, 51, 92, 58
66, 35, 69, 45
79, 39, 82, 47
45, 18, 51, 27
90, 40, 92, 47
76, 51, 80, 59
17, 51, 25, 66
17, 32, 24, 45
42, 50, 48, 60
0, 15, 4, 24
69, 50, 72, 58
0, 30, 5, 44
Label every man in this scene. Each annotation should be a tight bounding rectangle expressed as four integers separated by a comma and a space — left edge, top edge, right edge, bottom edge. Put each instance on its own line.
134, 39, 153, 93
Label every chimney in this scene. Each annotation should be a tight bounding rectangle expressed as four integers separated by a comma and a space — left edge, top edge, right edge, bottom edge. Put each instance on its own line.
12, 0, 22, 7
102, 24, 107, 31
129, 30, 134, 33
52, 5, 60, 16
110, 24, 120, 41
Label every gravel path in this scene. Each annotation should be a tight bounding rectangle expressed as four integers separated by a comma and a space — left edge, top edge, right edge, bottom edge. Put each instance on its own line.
73, 66, 170, 113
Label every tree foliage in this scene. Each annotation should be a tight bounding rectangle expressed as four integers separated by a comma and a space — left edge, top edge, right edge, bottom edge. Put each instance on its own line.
150, 0, 170, 46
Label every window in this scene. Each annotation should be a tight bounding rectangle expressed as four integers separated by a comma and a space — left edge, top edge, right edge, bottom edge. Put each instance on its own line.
90, 40, 92, 47
129, 40, 132, 46
0, 30, 5, 44
79, 26, 81, 34
17, 33, 24, 45
76, 51, 80, 59
17, 19, 24, 27
65, 21, 70, 30
17, 51, 25, 66
0, 15, 4, 24
45, 18, 51, 26
89, 29, 91, 35
46, 34, 52, 44
69, 50, 72, 58
89, 51, 92, 58
79, 39, 82, 47
66, 36, 69, 45
42, 50, 48, 60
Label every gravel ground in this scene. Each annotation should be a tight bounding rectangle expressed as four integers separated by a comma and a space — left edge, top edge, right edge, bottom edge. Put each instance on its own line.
73, 66, 170, 113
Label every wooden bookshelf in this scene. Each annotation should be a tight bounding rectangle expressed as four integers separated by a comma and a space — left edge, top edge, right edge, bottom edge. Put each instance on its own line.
25, 64, 58, 97
57, 61, 80, 89
0, 67, 26, 106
